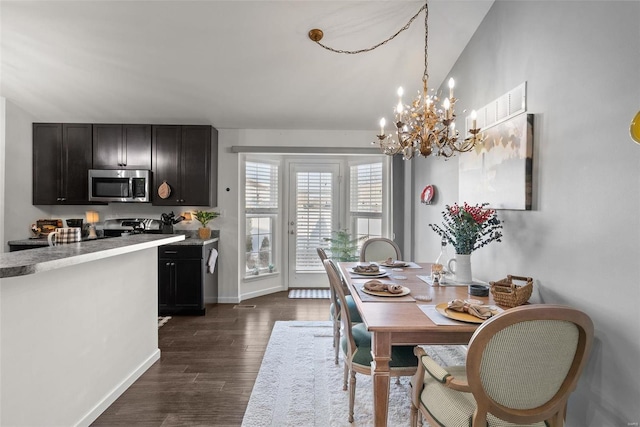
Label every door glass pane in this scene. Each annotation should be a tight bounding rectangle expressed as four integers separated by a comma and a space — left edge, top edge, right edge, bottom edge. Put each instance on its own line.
295, 171, 333, 272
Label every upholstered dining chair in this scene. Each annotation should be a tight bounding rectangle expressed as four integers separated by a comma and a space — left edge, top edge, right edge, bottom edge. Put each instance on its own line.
318, 248, 362, 365
359, 237, 402, 262
323, 258, 418, 422
409, 304, 594, 427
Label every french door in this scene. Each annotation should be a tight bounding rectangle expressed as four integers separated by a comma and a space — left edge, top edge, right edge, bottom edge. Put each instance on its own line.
287, 162, 341, 288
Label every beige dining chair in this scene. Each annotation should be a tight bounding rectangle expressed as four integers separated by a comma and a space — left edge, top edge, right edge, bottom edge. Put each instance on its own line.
318, 248, 362, 365
323, 258, 418, 422
359, 237, 402, 262
409, 304, 594, 427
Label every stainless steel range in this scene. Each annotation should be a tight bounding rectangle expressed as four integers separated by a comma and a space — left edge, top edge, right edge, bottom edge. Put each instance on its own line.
102, 218, 164, 237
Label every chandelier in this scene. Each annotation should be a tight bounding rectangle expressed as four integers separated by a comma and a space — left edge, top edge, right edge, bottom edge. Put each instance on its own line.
309, 1, 484, 160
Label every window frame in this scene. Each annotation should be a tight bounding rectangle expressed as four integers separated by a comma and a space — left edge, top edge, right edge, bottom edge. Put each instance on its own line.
347, 159, 388, 250
243, 157, 281, 279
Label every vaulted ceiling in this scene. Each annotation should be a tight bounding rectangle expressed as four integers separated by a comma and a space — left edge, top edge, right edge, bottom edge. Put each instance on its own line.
1, 1, 493, 130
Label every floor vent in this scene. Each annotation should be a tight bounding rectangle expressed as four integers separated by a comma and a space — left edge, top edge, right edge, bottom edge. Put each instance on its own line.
233, 304, 257, 309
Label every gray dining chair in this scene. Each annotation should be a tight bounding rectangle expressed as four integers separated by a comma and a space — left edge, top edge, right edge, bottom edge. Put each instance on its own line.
359, 237, 402, 262
324, 258, 418, 422
318, 248, 362, 364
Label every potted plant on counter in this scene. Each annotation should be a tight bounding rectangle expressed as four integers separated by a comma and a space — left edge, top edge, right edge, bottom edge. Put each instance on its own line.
193, 210, 219, 240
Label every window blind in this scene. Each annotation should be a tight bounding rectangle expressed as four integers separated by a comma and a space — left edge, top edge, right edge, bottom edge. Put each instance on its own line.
246, 161, 278, 210
350, 162, 382, 213
295, 171, 334, 271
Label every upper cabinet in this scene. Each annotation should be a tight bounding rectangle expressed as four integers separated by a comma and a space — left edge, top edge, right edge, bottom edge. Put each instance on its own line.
93, 124, 151, 170
152, 125, 218, 206
33, 123, 93, 205
32, 122, 217, 206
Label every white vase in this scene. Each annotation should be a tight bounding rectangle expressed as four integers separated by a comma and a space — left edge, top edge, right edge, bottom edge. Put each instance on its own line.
447, 254, 473, 284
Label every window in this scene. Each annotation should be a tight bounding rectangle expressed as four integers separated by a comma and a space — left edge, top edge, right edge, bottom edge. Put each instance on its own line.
350, 162, 383, 246
245, 161, 278, 275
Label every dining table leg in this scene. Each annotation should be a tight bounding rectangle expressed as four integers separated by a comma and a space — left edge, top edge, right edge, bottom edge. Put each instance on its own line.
371, 331, 392, 427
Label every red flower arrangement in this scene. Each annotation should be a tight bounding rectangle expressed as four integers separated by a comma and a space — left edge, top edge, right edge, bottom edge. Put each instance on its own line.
429, 202, 503, 254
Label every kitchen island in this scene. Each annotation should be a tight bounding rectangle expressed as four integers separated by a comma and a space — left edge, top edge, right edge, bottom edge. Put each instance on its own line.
0, 234, 184, 426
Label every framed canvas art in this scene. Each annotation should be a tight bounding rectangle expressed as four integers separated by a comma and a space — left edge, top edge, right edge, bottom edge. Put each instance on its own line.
459, 113, 533, 210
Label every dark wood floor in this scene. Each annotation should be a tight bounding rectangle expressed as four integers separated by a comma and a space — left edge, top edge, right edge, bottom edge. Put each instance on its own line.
92, 291, 329, 426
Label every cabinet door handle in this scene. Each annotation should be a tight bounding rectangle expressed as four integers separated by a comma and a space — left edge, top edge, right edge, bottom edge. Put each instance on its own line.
164, 251, 178, 254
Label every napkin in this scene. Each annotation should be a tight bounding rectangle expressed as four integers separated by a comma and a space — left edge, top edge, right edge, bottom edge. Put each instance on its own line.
353, 264, 380, 274
364, 279, 404, 294
381, 257, 406, 267
447, 299, 493, 320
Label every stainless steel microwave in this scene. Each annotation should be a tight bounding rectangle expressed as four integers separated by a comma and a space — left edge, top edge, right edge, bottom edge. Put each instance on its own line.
88, 169, 151, 203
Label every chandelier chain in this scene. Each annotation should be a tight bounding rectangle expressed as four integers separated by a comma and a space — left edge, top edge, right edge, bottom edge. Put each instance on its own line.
423, 2, 429, 84
312, 4, 427, 55
309, 1, 483, 159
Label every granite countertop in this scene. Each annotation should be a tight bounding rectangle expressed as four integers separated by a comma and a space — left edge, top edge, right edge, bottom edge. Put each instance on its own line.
1, 234, 185, 279
165, 231, 219, 246
8, 230, 219, 247
165, 236, 218, 246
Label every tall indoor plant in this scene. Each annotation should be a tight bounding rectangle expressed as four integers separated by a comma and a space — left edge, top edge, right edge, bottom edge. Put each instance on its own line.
323, 229, 366, 262
193, 210, 219, 239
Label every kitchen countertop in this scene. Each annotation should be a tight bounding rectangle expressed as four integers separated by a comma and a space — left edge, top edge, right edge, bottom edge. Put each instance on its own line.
8, 230, 219, 247
1, 234, 185, 278
164, 234, 219, 246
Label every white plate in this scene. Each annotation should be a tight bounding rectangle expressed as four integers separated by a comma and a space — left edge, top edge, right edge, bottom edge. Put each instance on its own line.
351, 268, 387, 276
361, 285, 411, 297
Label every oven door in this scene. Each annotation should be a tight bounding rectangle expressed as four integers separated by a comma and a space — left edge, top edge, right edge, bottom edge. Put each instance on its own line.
91, 177, 131, 201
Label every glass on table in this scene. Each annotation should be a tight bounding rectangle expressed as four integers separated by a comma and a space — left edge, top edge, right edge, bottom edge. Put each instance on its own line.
431, 263, 444, 286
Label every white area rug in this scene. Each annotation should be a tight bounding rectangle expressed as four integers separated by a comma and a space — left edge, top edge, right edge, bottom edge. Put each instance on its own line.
288, 289, 331, 299
158, 316, 171, 328
241, 321, 467, 426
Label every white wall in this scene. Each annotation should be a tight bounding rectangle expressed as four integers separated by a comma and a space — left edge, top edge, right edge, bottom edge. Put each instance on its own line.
412, 2, 640, 425
0, 97, 5, 254
2, 100, 49, 250
0, 248, 160, 426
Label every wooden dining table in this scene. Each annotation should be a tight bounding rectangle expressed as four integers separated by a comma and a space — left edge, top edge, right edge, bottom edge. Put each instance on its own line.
337, 261, 499, 427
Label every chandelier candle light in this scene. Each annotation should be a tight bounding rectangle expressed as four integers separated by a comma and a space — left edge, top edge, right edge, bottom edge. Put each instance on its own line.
376, 2, 484, 159
309, 1, 484, 159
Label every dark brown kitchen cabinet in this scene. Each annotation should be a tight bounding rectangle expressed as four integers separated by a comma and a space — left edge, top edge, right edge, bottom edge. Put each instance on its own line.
158, 242, 218, 316
33, 123, 93, 205
93, 124, 151, 169
152, 125, 218, 206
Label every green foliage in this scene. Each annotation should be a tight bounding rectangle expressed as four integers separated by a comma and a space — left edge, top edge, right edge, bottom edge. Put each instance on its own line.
429, 202, 502, 254
193, 210, 219, 228
323, 229, 366, 262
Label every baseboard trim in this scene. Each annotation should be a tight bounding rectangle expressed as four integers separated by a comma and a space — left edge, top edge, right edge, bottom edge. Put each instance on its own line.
241, 285, 285, 301
213, 296, 241, 304
76, 349, 161, 427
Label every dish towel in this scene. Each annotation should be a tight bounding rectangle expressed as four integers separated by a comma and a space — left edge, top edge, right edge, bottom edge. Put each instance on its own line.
207, 248, 218, 274
447, 299, 493, 320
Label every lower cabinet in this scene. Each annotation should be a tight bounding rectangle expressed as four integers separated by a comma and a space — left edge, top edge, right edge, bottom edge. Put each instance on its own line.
158, 241, 218, 316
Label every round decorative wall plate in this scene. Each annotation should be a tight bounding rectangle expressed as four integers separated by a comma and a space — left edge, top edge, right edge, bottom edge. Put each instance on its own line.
421, 185, 435, 204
